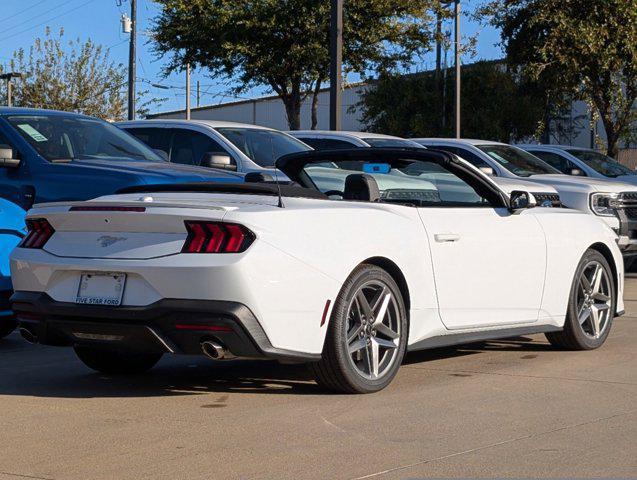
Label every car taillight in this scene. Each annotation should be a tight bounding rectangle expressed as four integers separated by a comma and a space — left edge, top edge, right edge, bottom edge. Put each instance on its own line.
182, 221, 255, 254
19, 219, 55, 249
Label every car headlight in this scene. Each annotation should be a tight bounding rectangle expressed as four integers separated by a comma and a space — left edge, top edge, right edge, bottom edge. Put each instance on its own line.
590, 192, 621, 216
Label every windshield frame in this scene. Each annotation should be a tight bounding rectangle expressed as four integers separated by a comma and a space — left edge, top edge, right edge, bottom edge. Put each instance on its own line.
4, 114, 163, 163
565, 149, 635, 177
476, 144, 561, 177
215, 127, 311, 168
362, 137, 426, 149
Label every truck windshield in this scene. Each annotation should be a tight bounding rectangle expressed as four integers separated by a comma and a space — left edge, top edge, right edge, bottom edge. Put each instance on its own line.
476, 144, 560, 177
5, 115, 162, 162
216, 127, 310, 168
566, 149, 635, 177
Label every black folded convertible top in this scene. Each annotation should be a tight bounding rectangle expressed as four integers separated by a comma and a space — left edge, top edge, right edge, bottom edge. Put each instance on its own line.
118, 182, 328, 200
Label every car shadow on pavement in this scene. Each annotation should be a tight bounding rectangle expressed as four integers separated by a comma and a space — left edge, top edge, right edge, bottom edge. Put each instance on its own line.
0, 334, 552, 399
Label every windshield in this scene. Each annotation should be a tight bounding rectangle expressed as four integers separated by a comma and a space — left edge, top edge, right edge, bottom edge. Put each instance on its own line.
363, 138, 425, 149
216, 128, 310, 167
566, 149, 634, 177
5, 115, 162, 162
476, 144, 560, 177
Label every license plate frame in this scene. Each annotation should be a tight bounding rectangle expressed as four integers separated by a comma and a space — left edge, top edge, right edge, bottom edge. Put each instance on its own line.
76, 272, 126, 306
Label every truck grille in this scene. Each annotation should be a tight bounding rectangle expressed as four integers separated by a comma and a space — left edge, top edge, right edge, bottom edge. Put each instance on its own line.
531, 192, 561, 207
620, 192, 637, 219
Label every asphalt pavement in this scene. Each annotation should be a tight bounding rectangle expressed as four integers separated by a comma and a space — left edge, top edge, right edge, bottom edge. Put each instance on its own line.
0, 279, 636, 479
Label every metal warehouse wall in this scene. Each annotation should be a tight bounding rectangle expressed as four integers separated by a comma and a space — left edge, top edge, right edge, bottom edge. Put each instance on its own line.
149, 84, 368, 132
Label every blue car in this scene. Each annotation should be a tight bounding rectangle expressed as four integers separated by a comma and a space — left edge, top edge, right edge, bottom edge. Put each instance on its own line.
0, 108, 245, 333
0, 198, 25, 338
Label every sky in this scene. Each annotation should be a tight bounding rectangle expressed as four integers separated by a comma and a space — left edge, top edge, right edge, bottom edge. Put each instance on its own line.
0, 0, 504, 115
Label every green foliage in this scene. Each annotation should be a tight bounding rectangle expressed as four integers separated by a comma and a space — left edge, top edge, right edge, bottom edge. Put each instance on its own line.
360, 61, 545, 142
480, 0, 637, 157
151, 0, 438, 129
1, 28, 127, 120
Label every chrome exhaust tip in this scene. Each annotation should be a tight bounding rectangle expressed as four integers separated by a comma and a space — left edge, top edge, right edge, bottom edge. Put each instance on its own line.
19, 327, 38, 344
201, 339, 227, 360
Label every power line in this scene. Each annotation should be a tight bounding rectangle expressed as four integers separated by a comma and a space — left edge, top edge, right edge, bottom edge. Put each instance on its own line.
0, 0, 71, 35
0, 0, 100, 43
0, 0, 49, 25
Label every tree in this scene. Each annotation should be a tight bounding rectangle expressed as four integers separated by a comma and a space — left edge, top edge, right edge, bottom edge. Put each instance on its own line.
360, 61, 545, 142
151, 0, 438, 130
1, 28, 128, 120
480, 0, 637, 157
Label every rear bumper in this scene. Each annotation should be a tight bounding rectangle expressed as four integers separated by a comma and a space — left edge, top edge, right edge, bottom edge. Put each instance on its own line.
10, 292, 320, 362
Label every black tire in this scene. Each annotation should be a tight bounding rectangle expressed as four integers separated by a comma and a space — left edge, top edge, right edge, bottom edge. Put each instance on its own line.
546, 249, 616, 350
74, 346, 162, 374
0, 318, 17, 339
309, 264, 408, 394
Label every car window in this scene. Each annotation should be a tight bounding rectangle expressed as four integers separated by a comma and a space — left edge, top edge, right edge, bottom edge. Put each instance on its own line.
5, 115, 162, 162
433, 146, 491, 169
296, 137, 354, 150
302, 157, 497, 207
168, 129, 231, 166
125, 128, 170, 155
476, 144, 560, 177
566, 149, 634, 177
216, 128, 310, 167
529, 150, 580, 175
362, 138, 426, 148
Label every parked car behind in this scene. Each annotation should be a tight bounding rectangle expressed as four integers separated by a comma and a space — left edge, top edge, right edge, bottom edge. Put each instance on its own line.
0, 108, 246, 325
293, 131, 561, 203
413, 138, 637, 258
518, 144, 637, 183
118, 120, 311, 178
0, 197, 25, 338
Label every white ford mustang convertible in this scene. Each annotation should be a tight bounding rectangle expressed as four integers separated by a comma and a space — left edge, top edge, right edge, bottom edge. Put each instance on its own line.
10, 149, 624, 393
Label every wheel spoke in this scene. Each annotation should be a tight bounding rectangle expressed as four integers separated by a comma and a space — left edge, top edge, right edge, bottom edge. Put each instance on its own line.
593, 292, 610, 302
580, 274, 592, 294
595, 303, 610, 312
374, 337, 398, 349
369, 338, 380, 378
347, 324, 363, 344
348, 337, 367, 354
589, 305, 601, 337
375, 322, 399, 340
373, 293, 392, 327
370, 286, 388, 312
578, 306, 591, 325
591, 264, 603, 293
357, 291, 374, 321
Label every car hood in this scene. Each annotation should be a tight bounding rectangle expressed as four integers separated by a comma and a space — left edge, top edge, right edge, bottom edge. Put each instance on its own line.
488, 176, 558, 195
69, 158, 245, 184
611, 174, 637, 186
528, 174, 637, 193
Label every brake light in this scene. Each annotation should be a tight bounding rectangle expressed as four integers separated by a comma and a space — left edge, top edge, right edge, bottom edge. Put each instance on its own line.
19, 219, 55, 249
182, 221, 254, 253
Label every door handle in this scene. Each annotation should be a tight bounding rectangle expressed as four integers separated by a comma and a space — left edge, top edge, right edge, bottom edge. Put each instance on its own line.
434, 233, 460, 243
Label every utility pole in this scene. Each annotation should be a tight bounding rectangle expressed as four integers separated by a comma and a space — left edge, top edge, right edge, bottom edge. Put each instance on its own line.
127, 0, 137, 120
196, 80, 200, 108
185, 63, 191, 119
435, 10, 442, 132
329, 0, 343, 131
454, 0, 461, 139
0, 72, 23, 107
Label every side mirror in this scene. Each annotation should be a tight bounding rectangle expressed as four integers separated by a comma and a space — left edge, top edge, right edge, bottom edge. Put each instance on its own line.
200, 152, 237, 171
245, 172, 274, 183
0, 144, 20, 168
153, 149, 169, 161
509, 190, 537, 213
568, 167, 585, 176
479, 166, 494, 176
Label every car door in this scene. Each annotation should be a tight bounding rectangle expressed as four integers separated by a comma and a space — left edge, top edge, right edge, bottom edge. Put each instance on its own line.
416, 166, 547, 330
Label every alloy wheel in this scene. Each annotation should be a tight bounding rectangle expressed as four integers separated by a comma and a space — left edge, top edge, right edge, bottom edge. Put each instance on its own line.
576, 260, 612, 339
345, 280, 402, 380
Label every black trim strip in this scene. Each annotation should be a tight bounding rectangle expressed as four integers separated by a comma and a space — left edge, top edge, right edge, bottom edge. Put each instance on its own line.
408, 324, 562, 352
0, 229, 24, 238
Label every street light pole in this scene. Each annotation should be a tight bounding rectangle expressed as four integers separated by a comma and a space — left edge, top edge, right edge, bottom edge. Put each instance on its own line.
329, 0, 343, 131
185, 63, 191, 120
454, 0, 461, 139
127, 0, 137, 120
0, 72, 23, 107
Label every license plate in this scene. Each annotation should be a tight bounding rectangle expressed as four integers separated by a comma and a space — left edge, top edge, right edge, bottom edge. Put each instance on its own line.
76, 273, 126, 306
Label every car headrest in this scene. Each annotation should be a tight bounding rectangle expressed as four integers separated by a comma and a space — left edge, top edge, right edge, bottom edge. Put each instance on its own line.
343, 173, 381, 202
